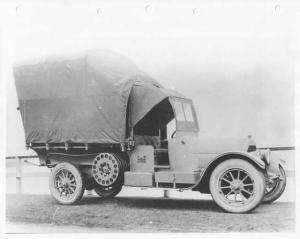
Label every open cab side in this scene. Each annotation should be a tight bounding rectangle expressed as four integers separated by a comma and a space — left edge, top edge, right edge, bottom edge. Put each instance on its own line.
124, 96, 202, 190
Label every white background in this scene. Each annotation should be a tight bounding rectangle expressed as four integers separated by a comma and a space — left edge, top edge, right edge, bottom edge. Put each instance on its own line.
1, 0, 298, 156
1, 0, 299, 237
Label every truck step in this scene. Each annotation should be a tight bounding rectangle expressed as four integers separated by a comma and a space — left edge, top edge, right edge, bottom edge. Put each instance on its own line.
154, 165, 170, 169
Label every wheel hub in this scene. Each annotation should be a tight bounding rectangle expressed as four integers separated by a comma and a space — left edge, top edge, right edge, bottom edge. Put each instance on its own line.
62, 180, 71, 189
219, 168, 254, 204
99, 162, 112, 176
55, 169, 77, 197
92, 153, 119, 186
231, 180, 241, 191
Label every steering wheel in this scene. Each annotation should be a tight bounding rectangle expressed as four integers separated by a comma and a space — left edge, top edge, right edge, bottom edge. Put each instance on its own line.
171, 130, 176, 139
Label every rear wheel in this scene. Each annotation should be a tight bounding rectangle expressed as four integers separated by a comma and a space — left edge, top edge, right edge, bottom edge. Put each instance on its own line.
209, 159, 265, 213
92, 152, 127, 198
49, 162, 85, 205
263, 165, 286, 203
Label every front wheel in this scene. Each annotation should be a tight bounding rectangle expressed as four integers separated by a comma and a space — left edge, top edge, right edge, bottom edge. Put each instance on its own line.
49, 162, 85, 205
263, 165, 286, 203
209, 159, 265, 213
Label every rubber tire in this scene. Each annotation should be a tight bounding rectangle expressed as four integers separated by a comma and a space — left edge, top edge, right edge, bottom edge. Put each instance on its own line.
209, 159, 265, 213
263, 165, 286, 203
94, 184, 123, 198
49, 162, 85, 205
93, 153, 127, 198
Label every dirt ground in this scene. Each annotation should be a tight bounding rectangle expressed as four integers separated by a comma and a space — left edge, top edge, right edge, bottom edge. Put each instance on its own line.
6, 194, 295, 233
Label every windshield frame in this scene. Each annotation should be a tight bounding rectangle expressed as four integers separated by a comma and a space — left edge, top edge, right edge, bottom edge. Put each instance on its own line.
169, 97, 199, 133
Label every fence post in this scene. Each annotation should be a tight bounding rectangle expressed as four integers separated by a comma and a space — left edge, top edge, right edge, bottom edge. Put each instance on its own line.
163, 190, 170, 198
16, 156, 22, 194
86, 190, 93, 196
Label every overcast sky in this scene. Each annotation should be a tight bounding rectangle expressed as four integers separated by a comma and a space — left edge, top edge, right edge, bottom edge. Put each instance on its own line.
1, 0, 298, 155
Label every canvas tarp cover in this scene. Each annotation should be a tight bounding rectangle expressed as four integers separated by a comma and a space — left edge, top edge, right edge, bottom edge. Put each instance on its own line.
14, 49, 186, 145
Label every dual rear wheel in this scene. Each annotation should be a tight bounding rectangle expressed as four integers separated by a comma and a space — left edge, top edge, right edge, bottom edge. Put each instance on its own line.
92, 153, 128, 198
49, 153, 126, 204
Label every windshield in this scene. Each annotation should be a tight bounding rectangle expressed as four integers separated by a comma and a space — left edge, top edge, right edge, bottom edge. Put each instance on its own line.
173, 101, 195, 122
170, 98, 199, 133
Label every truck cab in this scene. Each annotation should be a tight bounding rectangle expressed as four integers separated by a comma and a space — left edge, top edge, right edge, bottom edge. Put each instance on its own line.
125, 96, 201, 189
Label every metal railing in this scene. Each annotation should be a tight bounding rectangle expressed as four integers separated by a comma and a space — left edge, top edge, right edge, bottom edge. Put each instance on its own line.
6, 155, 41, 194
257, 146, 295, 151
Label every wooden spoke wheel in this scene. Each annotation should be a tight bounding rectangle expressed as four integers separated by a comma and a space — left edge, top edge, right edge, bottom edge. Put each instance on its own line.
49, 162, 84, 205
209, 159, 265, 213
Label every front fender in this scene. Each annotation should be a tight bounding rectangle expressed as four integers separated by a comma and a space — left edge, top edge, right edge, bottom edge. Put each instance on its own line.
266, 156, 284, 175
189, 151, 266, 193
214, 151, 266, 170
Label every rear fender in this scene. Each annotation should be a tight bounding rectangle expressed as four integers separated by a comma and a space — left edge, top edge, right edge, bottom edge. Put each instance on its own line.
46, 152, 97, 166
192, 151, 266, 193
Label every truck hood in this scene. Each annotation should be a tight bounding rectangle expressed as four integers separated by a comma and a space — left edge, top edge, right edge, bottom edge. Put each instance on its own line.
181, 134, 252, 155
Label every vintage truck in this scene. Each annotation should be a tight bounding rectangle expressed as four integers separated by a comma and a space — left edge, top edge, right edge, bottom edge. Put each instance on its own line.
14, 49, 286, 213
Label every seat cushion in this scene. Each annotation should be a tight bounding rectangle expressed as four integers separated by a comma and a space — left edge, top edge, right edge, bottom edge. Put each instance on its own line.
134, 135, 160, 148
